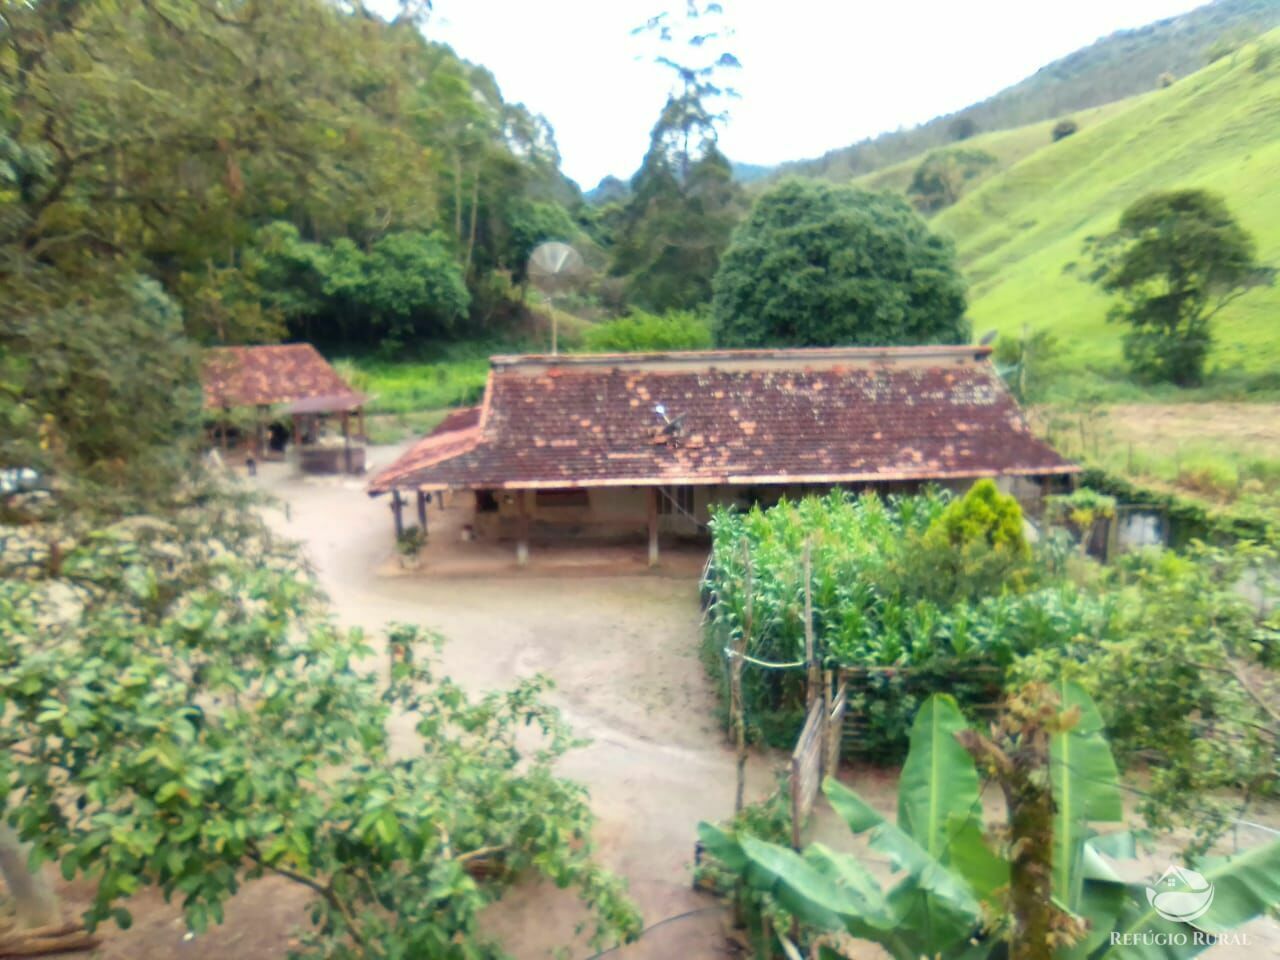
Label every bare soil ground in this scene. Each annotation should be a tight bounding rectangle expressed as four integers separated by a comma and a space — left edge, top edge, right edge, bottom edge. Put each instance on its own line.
23, 444, 1280, 959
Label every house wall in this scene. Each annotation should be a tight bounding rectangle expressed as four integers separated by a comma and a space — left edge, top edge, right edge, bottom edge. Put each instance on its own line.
465, 476, 1058, 543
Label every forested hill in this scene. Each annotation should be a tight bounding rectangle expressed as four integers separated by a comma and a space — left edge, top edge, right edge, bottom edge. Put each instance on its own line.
770, 0, 1280, 183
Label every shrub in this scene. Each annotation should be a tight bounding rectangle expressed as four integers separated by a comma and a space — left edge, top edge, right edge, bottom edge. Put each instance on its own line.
1158, 71, 1176, 88
1051, 118, 1078, 142
580, 309, 712, 353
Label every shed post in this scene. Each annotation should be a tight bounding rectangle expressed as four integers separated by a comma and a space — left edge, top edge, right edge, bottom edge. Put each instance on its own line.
341, 411, 352, 474
416, 490, 428, 534
391, 491, 404, 539
516, 490, 530, 566
647, 487, 659, 567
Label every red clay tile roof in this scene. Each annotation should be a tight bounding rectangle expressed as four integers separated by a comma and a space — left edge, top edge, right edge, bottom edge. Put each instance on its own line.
203, 344, 361, 410
368, 346, 1077, 493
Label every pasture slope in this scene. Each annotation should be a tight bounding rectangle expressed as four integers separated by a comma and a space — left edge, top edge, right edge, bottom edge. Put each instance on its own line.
932, 33, 1280, 378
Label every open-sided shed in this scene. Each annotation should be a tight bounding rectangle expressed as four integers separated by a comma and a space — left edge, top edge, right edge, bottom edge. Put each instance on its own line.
202, 343, 366, 473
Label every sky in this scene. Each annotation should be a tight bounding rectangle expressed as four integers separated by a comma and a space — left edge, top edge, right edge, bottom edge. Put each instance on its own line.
419, 0, 1208, 188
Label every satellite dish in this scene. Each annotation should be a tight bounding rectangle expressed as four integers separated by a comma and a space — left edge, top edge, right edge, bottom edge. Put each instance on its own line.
528, 242, 584, 355
978, 329, 999, 346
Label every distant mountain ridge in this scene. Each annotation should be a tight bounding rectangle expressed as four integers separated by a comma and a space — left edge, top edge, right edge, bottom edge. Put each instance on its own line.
756, 0, 1280, 184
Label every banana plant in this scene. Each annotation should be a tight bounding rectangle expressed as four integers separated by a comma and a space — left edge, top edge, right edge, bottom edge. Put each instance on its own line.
697, 686, 1280, 959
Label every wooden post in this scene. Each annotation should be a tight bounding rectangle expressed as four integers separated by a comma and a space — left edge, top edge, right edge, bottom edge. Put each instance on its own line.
391, 491, 404, 539
342, 411, 352, 474
731, 536, 752, 814
516, 490, 530, 566
416, 490, 428, 533
803, 539, 819, 708
356, 406, 366, 442
647, 487, 659, 567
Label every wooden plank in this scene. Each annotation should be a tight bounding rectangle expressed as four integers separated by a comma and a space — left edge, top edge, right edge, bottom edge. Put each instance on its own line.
789, 698, 825, 849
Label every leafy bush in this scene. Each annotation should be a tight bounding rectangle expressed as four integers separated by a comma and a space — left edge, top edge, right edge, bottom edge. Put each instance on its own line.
1051, 118, 1079, 141
1014, 540, 1279, 844
580, 309, 713, 353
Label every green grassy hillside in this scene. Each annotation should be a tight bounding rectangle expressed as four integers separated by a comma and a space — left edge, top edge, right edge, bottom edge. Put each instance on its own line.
934, 35, 1280, 382
849, 100, 1134, 196
773, 0, 1280, 185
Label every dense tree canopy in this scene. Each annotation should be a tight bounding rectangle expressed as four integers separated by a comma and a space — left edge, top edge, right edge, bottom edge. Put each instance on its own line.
0, 0, 582, 352
1085, 188, 1270, 385
712, 180, 969, 348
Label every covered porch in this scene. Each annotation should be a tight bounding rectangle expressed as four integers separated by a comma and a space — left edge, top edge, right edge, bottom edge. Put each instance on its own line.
381, 485, 710, 577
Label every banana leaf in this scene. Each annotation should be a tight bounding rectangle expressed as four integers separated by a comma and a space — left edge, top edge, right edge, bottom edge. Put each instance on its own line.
897, 694, 982, 860
825, 777, 982, 953
1050, 680, 1124, 909
1102, 838, 1280, 959
737, 834, 896, 938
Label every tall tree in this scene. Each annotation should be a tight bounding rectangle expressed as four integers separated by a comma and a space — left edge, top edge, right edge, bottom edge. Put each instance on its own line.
1085, 189, 1272, 386
713, 179, 969, 348
609, 1, 745, 311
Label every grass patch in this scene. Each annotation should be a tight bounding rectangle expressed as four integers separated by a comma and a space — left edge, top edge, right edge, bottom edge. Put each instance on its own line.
364, 409, 451, 445
932, 33, 1280, 380
1035, 400, 1280, 529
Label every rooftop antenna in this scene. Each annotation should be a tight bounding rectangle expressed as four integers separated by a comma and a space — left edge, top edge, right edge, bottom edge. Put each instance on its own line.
528, 241, 585, 355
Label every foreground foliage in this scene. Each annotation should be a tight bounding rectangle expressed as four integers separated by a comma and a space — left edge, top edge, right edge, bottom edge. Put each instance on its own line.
699, 687, 1280, 959
0, 500, 639, 956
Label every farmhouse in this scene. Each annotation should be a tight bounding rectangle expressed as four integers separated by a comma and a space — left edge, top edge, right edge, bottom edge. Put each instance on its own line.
202, 343, 367, 473
368, 345, 1078, 564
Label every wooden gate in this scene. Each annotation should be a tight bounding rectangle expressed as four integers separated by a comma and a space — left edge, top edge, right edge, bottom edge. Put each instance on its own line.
789, 698, 825, 850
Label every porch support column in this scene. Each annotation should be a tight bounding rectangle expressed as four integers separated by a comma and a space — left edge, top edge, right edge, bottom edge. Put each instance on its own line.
647, 487, 659, 568
516, 490, 530, 567
416, 490, 428, 534
342, 411, 352, 474
391, 490, 404, 539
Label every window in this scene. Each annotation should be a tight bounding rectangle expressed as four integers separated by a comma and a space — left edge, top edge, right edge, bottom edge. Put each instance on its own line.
656, 485, 695, 517
536, 488, 589, 509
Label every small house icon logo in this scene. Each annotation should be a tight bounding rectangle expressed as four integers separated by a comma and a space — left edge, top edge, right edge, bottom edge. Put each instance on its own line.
1146, 865, 1215, 923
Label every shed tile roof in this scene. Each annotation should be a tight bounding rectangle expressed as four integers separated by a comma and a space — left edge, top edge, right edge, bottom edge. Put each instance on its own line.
369, 346, 1077, 493
203, 344, 360, 410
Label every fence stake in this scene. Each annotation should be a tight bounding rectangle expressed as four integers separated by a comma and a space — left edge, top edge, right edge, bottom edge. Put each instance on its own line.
803, 539, 818, 708
732, 537, 751, 815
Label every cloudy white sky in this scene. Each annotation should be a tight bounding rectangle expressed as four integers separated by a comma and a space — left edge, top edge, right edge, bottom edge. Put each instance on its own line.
420, 1, 1206, 187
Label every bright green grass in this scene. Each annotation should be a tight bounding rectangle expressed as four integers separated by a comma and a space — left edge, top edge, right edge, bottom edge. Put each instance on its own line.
933, 35, 1280, 382
850, 99, 1136, 196
334, 343, 495, 415
334, 302, 595, 416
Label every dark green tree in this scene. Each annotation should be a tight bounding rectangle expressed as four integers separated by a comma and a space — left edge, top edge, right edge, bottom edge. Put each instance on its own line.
1085, 189, 1271, 385
713, 180, 969, 348
907, 148, 996, 212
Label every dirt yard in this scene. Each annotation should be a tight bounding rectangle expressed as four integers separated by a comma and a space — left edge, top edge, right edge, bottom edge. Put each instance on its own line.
33, 443, 1280, 959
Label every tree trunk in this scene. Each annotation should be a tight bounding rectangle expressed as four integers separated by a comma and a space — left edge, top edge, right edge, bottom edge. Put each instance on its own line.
0, 824, 60, 929
464, 173, 480, 278
453, 150, 463, 241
